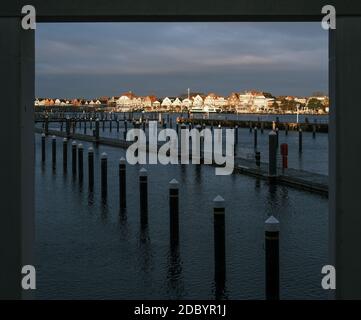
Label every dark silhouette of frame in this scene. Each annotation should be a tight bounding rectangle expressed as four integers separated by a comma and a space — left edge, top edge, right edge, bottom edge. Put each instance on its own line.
1, 0, 361, 299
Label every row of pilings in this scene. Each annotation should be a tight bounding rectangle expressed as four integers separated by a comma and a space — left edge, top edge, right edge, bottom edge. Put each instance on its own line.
41, 133, 281, 300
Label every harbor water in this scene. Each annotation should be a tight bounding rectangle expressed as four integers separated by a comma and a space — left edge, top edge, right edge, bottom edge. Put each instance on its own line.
35, 133, 328, 299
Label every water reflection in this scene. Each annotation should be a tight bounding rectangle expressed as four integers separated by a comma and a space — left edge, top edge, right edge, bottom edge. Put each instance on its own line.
195, 165, 202, 185
100, 200, 108, 221
137, 226, 153, 278
118, 208, 129, 239
139, 224, 150, 244
267, 181, 278, 216
180, 164, 187, 183
214, 274, 228, 300
255, 178, 261, 190
166, 246, 184, 298
88, 192, 94, 206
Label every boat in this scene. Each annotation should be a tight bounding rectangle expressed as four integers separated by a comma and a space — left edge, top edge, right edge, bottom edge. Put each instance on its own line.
190, 105, 219, 113
204, 105, 219, 113
190, 106, 205, 113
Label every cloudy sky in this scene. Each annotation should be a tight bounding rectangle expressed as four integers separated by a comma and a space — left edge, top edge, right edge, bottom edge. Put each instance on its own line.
35, 22, 328, 99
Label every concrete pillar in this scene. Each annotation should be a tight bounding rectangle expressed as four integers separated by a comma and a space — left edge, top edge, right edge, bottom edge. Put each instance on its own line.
330, 18, 361, 299
0, 18, 34, 299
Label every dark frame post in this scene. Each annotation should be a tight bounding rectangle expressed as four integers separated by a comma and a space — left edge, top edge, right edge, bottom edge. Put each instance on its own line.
0, 16, 35, 299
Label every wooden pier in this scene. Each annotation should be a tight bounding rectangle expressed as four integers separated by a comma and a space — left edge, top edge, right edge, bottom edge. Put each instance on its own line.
179, 118, 328, 133
35, 127, 328, 197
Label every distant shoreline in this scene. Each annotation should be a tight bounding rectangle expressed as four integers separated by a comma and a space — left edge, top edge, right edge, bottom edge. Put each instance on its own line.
34, 106, 328, 117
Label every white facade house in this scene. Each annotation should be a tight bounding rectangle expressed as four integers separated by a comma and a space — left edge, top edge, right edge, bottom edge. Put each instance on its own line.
134, 97, 142, 107
182, 98, 192, 108
153, 100, 161, 109
204, 94, 217, 106
116, 96, 132, 108
238, 91, 270, 111
215, 97, 228, 107
253, 95, 268, 111
172, 98, 182, 107
161, 97, 172, 109
295, 97, 307, 104
192, 95, 203, 108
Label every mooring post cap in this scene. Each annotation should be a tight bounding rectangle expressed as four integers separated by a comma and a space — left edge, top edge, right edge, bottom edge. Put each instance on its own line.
78, 143, 83, 149
139, 167, 148, 176
52, 135, 56, 139
119, 157, 126, 165
101, 152, 108, 159
88, 146, 93, 152
72, 141, 77, 146
41, 133, 46, 137
169, 179, 179, 189
269, 131, 277, 136
63, 138, 67, 142
213, 195, 225, 208
265, 215, 280, 232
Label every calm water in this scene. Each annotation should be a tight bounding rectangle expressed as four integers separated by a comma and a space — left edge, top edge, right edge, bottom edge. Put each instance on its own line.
35, 133, 328, 299
41, 118, 329, 175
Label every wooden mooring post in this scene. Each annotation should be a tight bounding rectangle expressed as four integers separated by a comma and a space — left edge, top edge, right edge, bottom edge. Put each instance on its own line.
41, 133, 46, 162
88, 147, 94, 191
265, 216, 280, 300
169, 179, 179, 247
213, 195, 226, 298
62, 138, 67, 172
101, 152, 108, 199
119, 157, 126, 210
139, 168, 148, 227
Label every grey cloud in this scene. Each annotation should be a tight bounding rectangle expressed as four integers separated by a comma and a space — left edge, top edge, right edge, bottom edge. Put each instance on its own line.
35, 22, 328, 98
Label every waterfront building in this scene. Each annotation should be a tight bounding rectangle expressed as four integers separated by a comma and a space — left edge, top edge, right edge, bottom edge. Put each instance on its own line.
153, 100, 161, 110
161, 97, 172, 111
181, 98, 192, 109
192, 95, 204, 108
204, 93, 217, 106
